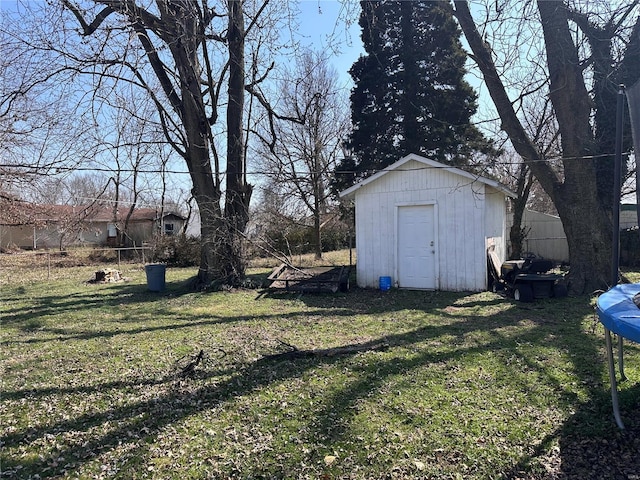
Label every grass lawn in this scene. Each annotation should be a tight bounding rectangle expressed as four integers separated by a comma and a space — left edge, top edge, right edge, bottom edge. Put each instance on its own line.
1, 256, 640, 479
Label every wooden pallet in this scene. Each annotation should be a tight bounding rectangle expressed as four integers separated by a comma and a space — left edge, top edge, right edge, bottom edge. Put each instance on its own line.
267, 264, 351, 293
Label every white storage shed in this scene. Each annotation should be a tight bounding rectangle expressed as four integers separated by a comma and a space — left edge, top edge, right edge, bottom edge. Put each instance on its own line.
339, 153, 515, 292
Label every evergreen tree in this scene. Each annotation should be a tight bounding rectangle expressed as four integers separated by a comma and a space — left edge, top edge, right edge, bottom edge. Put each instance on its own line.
336, 1, 495, 190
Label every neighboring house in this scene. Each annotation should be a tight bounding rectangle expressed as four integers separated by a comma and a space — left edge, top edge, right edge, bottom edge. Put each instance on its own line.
0, 204, 186, 250
339, 153, 515, 292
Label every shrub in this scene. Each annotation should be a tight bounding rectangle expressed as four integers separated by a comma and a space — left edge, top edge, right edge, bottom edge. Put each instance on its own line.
149, 234, 200, 267
248, 215, 353, 259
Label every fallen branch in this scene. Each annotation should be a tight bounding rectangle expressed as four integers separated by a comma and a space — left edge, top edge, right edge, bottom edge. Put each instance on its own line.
179, 349, 205, 378
261, 340, 389, 362
175, 348, 226, 378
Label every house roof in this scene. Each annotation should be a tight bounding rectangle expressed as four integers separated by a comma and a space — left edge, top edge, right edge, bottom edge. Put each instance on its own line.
0, 203, 185, 226
0, 197, 44, 226
339, 153, 516, 200
87, 206, 183, 222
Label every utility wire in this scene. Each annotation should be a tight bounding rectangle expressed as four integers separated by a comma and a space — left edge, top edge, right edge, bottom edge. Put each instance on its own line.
0, 151, 634, 176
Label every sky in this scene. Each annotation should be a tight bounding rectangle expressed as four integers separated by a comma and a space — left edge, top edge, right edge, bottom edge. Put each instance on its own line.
296, 0, 364, 90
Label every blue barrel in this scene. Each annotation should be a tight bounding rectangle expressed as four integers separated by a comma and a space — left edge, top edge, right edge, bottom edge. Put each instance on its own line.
145, 263, 166, 292
379, 276, 392, 291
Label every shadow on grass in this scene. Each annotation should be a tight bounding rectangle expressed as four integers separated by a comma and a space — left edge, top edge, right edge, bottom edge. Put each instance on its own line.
257, 285, 469, 313
3, 291, 393, 348
2, 287, 638, 478
1, 277, 194, 327
500, 384, 640, 479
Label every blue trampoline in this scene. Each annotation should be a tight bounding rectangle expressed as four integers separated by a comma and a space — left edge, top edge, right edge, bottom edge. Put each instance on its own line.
596, 283, 640, 429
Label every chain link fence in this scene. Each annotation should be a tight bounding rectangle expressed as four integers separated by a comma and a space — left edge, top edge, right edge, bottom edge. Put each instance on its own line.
0, 247, 153, 284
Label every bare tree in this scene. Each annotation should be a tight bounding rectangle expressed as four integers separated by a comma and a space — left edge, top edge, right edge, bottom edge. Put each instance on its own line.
91, 89, 163, 246
490, 151, 535, 260
257, 50, 349, 260
453, 0, 640, 293
0, 22, 93, 204
51, 206, 98, 251
488, 96, 562, 259
2, 0, 298, 287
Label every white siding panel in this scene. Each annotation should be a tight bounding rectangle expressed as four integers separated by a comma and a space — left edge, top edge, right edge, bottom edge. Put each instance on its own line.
439, 188, 457, 290
484, 187, 508, 289
506, 209, 569, 262
355, 191, 397, 288
436, 185, 486, 292
621, 207, 639, 229
485, 188, 508, 259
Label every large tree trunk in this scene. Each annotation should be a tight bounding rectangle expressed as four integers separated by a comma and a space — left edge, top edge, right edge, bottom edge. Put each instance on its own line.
537, 1, 612, 292
454, 0, 613, 294
220, 0, 252, 285
165, 0, 251, 288
313, 199, 322, 261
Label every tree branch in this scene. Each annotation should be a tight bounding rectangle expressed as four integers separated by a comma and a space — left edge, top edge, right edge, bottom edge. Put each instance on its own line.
131, 23, 184, 118
245, 0, 271, 39
452, 0, 561, 194
61, 0, 114, 35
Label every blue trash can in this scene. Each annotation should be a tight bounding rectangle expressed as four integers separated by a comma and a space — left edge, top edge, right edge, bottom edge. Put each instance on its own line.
145, 263, 166, 292
379, 276, 392, 291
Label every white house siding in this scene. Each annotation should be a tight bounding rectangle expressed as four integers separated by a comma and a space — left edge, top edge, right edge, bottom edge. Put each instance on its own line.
437, 180, 489, 292
352, 159, 505, 291
0, 225, 36, 250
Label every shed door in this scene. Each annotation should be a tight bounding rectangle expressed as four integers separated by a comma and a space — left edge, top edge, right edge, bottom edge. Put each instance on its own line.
397, 205, 436, 289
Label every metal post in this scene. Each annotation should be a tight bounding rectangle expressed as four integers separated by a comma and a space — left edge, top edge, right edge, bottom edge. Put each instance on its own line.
605, 327, 625, 429
611, 85, 625, 287
604, 86, 626, 430
618, 335, 626, 381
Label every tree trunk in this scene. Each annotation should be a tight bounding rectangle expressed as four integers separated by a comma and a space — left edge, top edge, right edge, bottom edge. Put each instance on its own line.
537, 1, 612, 292
313, 141, 323, 261
196, 191, 226, 286
454, 0, 613, 294
509, 165, 532, 260
159, 0, 252, 288
313, 199, 322, 261
220, 0, 252, 285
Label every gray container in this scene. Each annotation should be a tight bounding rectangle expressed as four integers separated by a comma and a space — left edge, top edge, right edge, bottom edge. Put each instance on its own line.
145, 263, 166, 292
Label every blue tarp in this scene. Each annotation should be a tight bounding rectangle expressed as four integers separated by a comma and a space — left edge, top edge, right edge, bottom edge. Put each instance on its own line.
597, 283, 640, 343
